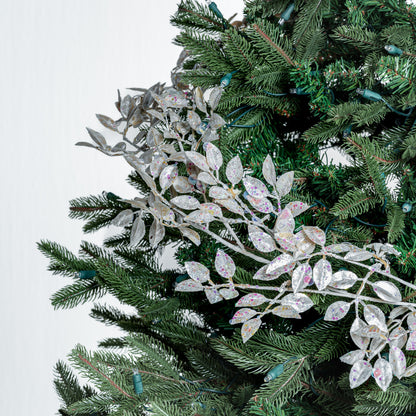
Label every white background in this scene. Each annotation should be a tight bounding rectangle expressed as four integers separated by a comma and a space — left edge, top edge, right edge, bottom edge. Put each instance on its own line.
0, 1, 243, 414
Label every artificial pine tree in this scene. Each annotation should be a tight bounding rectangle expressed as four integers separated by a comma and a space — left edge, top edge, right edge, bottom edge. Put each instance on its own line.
39, 1, 416, 415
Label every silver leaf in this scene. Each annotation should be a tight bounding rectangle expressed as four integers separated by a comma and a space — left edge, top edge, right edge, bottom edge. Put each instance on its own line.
171, 195, 201, 210
185, 261, 210, 282
254, 263, 295, 281
291, 264, 313, 293
325, 243, 356, 253
350, 317, 370, 350
198, 172, 217, 185
368, 337, 387, 360
243, 176, 269, 199
184, 210, 215, 224
274, 208, 295, 234
285, 200, 309, 217
241, 317, 262, 343
364, 304, 388, 333
120, 95, 133, 117
406, 331, 416, 351
312, 259, 332, 290
208, 86, 223, 111
236, 293, 268, 307
271, 304, 301, 319
205, 288, 222, 304
86, 127, 107, 148
175, 279, 204, 292
408, 312, 416, 330
330, 270, 358, 290
281, 293, 314, 313
302, 226, 326, 247
112, 209, 134, 227
344, 250, 373, 262
389, 306, 409, 320
275, 171, 294, 197
180, 227, 200, 246
404, 362, 416, 377
210, 113, 226, 129
340, 350, 365, 365
159, 165, 178, 191
173, 176, 192, 193
372, 281, 402, 302
147, 109, 165, 122
187, 110, 202, 130
185, 151, 210, 171
150, 156, 166, 178
130, 216, 146, 246
206, 143, 223, 170
266, 253, 294, 274
216, 199, 244, 216
96, 114, 118, 131
262, 155, 276, 185
324, 301, 350, 322
390, 326, 407, 349
390, 346, 406, 378
194, 87, 207, 113
200, 203, 222, 218
149, 219, 165, 247
215, 249, 236, 279
219, 287, 239, 300
230, 308, 257, 324
373, 358, 393, 391
248, 225, 277, 253
226, 156, 243, 185
349, 360, 372, 389
209, 186, 230, 200
246, 195, 274, 214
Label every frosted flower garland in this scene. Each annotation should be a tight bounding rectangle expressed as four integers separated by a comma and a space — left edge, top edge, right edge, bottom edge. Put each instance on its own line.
79, 83, 416, 391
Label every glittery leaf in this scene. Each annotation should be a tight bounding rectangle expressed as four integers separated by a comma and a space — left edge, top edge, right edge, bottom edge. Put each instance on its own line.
262, 155, 276, 185
246, 195, 274, 214
350, 318, 370, 350
219, 287, 239, 300
408, 312, 416, 330
275, 232, 297, 252
112, 209, 134, 227
149, 219, 165, 247
271, 305, 301, 319
230, 308, 257, 324
96, 114, 118, 132
368, 337, 387, 360
281, 293, 314, 313
274, 208, 295, 234
275, 171, 294, 197
187, 110, 201, 130
205, 288, 222, 304
180, 227, 200, 246
210, 113, 226, 129
171, 195, 201, 210
406, 331, 416, 350
294, 230, 316, 256
372, 281, 402, 302
390, 346, 406, 378
404, 362, 416, 377
373, 358, 392, 391
226, 156, 243, 185
324, 301, 351, 321
291, 264, 313, 293
326, 243, 356, 253
241, 318, 262, 343
364, 304, 388, 333
340, 350, 365, 365
243, 177, 269, 199
130, 217, 146, 246
194, 87, 207, 113
206, 143, 223, 171
302, 226, 326, 246
330, 270, 358, 289
198, 172, 217, 185
209, 186, 230, 200
344, 250, 373, 261
184, 210, 215, 224
173, 176, 192, 193
185, 151, 210, 171
254, 263, 294, 281
266, 253, 295, 274
313, 259, 332, 290
200, 203, 222, 217
360, 325, 387, 339
216, 199, 244, 216
390, 326, 407, 349
349, 360, 372, 388
389, 306, 408, 320
248, 225, 277, 253
175, 279, 204, 292
185, 261, 210, 283
209, 86, 223, 111
286, 201, 309, 217
215, 250, 235, 279
159, 165, 178, 190
236, 293, 269, 307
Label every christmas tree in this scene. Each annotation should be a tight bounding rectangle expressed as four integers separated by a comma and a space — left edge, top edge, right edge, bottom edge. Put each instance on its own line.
39, 1, 416, 415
